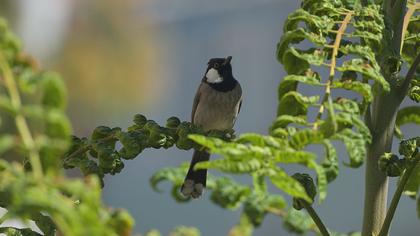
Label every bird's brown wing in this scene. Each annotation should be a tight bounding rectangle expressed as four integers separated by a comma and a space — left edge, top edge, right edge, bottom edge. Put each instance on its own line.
191, 83, 203, 123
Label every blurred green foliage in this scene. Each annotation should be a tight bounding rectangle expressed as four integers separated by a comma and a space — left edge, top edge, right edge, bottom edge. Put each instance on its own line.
0, 18, 134, 236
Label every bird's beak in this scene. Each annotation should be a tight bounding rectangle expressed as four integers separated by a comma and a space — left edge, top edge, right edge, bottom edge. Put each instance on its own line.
223, 56, 232, 65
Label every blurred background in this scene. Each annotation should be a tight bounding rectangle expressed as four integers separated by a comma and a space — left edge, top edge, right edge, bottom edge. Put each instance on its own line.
0, 0, 419, 235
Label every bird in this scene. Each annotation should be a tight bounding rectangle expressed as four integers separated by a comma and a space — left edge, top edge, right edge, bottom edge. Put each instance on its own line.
181, 56, 242, 199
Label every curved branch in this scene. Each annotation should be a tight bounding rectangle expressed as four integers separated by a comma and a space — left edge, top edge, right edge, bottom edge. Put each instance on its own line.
400, 3, 420, 54
400, 52, 420, 98
378, 152, 420, 236
302, 201, 330, 236
313, 12, 353, 130
0, 51, 43, 179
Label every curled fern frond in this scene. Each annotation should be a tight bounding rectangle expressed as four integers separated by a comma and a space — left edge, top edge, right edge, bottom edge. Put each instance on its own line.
64, 115, 234, 184
270, 0, 387, 201
150, 164, 289, 228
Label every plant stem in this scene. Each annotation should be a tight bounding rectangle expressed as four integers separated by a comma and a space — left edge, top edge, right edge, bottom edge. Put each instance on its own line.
0, 52, 43, 180
302, 201, 330, 236
313, 12, 352, 131
378, 153, 420, 236
362, 91, 400, 236
362, 0, 408, 234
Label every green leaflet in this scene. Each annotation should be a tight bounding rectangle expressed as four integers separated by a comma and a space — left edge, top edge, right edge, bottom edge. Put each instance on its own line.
332, 81, 373, 102
228, 214, 254, 236
333, 129, 366, 167
321, 140, 339, 183
309, 161, 328, 202
288, 48, 328, 66
243, 193, 287, 226
44, 109, 72, 139
283, 208, 314, 234
353, 20, 383, 35
277, 28, 327, 64
328, 100, 356, 131
150, 164, 188, 193
278, 80, 298, 101
396, 106, 420, 126
404, 163, 420, 197
0, 135, 14, 155
269, 167, 312, 202
282, 48, 310, 75
402, 14, 420, 65
195, 158, 263, 173
289, 129, 324, 150
284, 8, 335, 33
210, 177, 252, 209
0, 19, 21, 62
271, 115, 308, 130
301, 0, 344, 17
333, 98, 360, 114
273, 151, 328, 202
272, 150, 316, 164
41, 72, 67, 110
283, 73, 322, 86
395, 106, 420, 139
273, 150, 327, 202
277, 91, 319, 117
282, 47, 328, 74
333, 108, 371, 143
189, 135, 271, 162
337, 59, 390, 92
236, 133, 285, 149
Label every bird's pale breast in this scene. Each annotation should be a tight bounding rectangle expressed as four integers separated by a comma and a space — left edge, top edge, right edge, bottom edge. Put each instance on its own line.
193, 83, 242, 131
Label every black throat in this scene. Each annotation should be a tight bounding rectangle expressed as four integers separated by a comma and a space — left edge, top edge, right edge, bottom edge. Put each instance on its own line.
203, 75, 238, 92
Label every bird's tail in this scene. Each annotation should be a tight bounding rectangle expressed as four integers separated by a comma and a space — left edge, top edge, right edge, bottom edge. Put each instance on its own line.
180, 150, 210, 198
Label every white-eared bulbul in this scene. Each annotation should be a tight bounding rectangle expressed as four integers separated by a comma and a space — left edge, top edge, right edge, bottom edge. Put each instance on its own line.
181, 56, 242, 198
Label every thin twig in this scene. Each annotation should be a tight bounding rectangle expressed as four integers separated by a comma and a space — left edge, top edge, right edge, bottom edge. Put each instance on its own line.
400, 3, 420, 54
313, 12, 353, 130
63, 135, 116, 162
378, 152, 420, 236
400, 52, 420, 97
0, 51, 43, 180
302, 201, 330, 236
64, 145, 92, 161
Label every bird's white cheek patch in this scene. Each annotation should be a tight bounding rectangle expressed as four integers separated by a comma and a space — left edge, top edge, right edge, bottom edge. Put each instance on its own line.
206, 68, 223, 83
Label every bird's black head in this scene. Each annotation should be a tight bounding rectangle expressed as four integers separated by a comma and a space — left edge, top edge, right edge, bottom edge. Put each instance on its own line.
203, 56, 237, 92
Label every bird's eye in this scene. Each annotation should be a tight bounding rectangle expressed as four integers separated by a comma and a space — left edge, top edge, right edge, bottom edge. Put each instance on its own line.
213, 63, 220, 68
